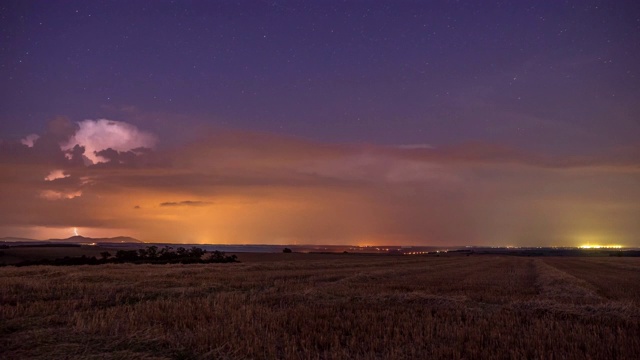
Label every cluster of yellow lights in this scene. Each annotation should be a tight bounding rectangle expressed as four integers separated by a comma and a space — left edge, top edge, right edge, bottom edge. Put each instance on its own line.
404, 250, 448, 255
579, 244, 623, 249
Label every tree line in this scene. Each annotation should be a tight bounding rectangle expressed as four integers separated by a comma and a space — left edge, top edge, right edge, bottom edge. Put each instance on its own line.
10, 245, 238, 267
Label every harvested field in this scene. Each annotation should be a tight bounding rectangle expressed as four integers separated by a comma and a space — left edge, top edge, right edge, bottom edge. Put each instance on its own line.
1, 254, 639, 359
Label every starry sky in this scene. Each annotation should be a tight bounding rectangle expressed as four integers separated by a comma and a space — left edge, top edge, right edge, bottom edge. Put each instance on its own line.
1, 1, 639, 246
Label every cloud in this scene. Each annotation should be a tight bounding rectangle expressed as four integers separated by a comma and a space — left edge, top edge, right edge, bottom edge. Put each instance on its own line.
40, 189, 82, 200
296, 153, 458, 184
44, 169, 69, 181
62, 119, 157, 164
1, 126, 640, 246
47, 116, 78, 142
159, 200, 212, 207
21, 134, 39, 147
397, 143, 434, 150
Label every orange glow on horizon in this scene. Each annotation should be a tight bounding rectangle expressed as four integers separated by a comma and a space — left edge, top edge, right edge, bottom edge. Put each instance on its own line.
578, 244, 623, 249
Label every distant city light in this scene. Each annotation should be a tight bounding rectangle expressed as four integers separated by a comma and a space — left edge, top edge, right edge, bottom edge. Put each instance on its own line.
578, 244, 622, 249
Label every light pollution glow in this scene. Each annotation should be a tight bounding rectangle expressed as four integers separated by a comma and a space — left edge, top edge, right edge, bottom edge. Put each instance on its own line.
0, 118, 639, 246
578, 245, 623, 249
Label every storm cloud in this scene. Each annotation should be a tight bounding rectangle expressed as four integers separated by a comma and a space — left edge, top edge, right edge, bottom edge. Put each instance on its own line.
0, 122, 639, 246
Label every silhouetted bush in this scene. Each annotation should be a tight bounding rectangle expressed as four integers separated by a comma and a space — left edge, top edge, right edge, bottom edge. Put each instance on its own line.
147, 245, 158, 258
159, 245, 173, 258
283, 248, 292, 253
206, 250, 237, 263
188, 246, 205, 258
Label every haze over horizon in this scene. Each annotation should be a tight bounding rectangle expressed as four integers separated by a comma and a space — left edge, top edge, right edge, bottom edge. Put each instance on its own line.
1, 1, 639, 247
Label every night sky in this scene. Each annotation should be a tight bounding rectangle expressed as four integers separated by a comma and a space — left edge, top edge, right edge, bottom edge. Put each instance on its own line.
1, 1, 639, 246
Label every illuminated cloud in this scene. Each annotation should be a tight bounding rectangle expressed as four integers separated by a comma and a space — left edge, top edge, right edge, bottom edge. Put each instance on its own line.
21, 134, 40, 147
40, 189, 82, 200
62, 119, 157, 164
299, 153, 457, 184
44, 169, 69, 181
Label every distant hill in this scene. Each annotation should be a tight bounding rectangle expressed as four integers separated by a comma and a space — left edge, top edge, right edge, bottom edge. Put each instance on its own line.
48, 235, 143, 244
1, 235, 143, 244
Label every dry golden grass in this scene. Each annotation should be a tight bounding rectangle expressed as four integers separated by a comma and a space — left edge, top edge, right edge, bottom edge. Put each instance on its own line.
2, 254, 640, 359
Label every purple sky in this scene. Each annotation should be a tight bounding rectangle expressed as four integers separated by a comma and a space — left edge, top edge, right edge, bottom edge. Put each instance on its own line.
1, 1, 639, 246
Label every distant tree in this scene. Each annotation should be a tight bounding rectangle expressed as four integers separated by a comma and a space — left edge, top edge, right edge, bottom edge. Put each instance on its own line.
13, 245, 237, 267
188, 246, 205, 258
146, 246, 158, 258
176, 247, 187, 256
159, 246, 173, 258
210, 250, 224, 261
206, 250, 237, 263
283, 248, 292, 253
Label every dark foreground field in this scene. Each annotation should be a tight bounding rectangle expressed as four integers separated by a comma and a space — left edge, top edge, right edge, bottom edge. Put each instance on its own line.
2, 254, 640, 359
